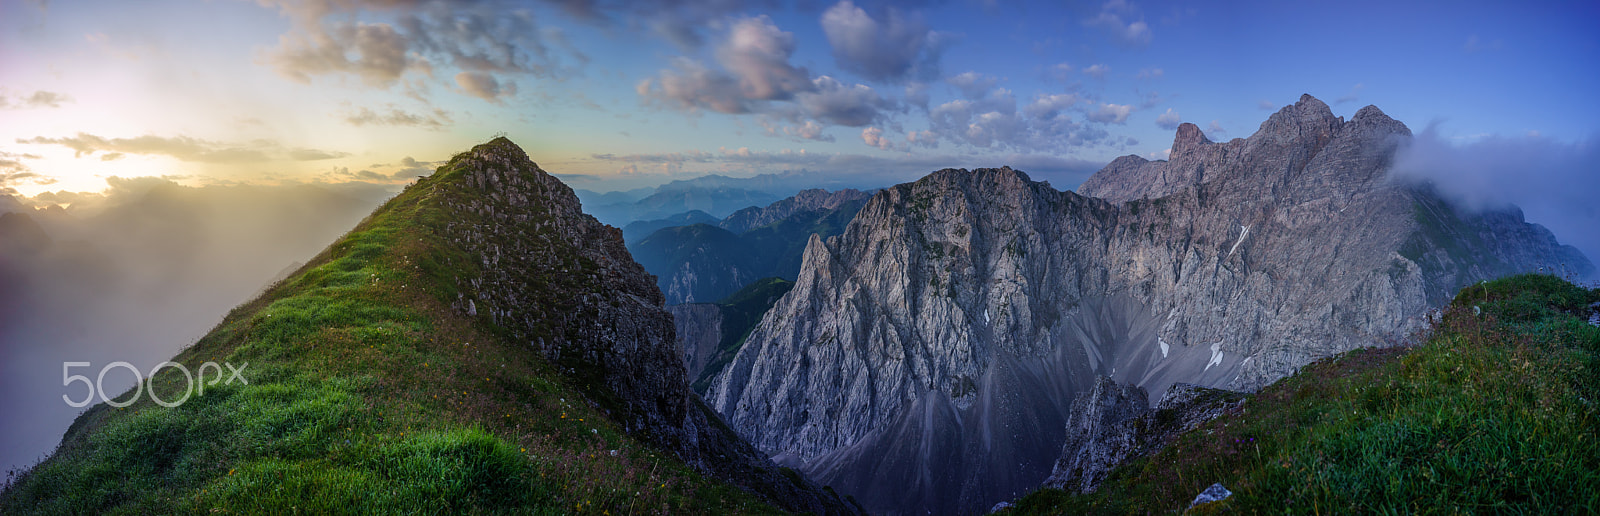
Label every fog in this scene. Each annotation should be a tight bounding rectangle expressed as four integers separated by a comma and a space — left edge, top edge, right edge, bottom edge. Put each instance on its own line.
1391, 125, 1600, 279
0, 178, 394, 475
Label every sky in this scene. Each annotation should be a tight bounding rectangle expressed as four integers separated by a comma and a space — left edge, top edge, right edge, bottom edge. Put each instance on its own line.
1, 0, 1596, 197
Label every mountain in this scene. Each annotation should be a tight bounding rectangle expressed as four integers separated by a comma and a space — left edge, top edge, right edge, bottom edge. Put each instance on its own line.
719, 188, 874, 234
585, 186, 780, 226
579, 171, 886, 227
0, 138, 852, 514
631, 223, 761, 304
667, 277, 797, 390
702, 95, 1593, 515
573, 187, 653, 208
620, 209, 718, 245
629, 189, 872, 304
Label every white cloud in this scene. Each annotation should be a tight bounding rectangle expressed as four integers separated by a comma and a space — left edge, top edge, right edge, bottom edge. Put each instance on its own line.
718, 16, 812, 101
1087, 103, 1132, 124
1155, 108, 1181, 130
1084, 0, 1152, 47
947, 71, 998, 100
862, 126, 896, 150
1083, 64, 1110, 79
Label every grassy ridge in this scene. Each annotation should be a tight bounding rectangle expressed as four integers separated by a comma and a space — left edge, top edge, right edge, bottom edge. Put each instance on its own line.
1009, 273, 1600, 514
1, 148, 779, 514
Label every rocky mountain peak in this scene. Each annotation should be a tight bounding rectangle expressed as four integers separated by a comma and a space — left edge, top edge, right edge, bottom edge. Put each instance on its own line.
1172, 122, 1211, 155
1255, 93, 1343, 145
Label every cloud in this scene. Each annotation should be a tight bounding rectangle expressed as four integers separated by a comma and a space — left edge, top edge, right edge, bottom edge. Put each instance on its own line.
717, 16, 812, 101
904, 81, 930, 111
1023, 93, 1080, 120
639, 18, 892, 130
17, 133, 347, 163
1206, 120, 1226, 136
1135, 68, 1163, 80
1257, 99, 1275, 110
1083, 64, 1109, 79
637, 57, 750, 114
1393, 127, 1600, 276
820, 0, 948, 83
537, 0, 760, 50
268, 19, 421, 87
259, 0, 575, 100
922, 88, 1112, 152
344, 105, 452, 129
0, 90, 71, 109
455, 71, 517, 101
796, 76, 891, 127
947, 71, 998, 100
1084, 0, 1152, 48
1155, 107, 1181, 130
1087, 103, 1132, 124
638, 16, 814, 114
788, 120, 834, 142
1046, 62, 1073, 83
1335, 83, 1364, 104
861, 126, 896, 151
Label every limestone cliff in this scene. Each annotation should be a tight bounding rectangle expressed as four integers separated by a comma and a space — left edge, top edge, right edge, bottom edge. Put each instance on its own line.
704, 95, 1591, 514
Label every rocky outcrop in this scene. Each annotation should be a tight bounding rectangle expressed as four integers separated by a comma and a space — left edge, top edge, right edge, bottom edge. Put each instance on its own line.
432, 138, 853, 514
668, 303, 723, 380
1044, 377, 1149, 494
1043, 381, 1245, 493
704, 95, 1592, 514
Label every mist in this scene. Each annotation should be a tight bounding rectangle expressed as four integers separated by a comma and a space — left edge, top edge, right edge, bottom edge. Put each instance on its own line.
1390, 125, 1600, 279
0, 179, 394, 475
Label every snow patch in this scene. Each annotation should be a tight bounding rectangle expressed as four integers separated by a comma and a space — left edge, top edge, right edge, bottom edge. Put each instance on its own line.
985, 308, 991, 324
1204, 341, 1224, 371
1226, 224, 1250, 258
1159, 338, 1169, 358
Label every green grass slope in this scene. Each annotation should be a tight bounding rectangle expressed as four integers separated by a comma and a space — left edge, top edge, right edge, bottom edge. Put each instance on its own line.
0, 142, 785, 515
1008, 273, 1600, 514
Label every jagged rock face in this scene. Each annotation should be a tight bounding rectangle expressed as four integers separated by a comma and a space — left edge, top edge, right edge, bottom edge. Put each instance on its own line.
1044, 381, 1245, 493
720, 188, 874, 234
704, 96, 1592, 514
1045, 377, 1149, 494
432, 139, 853, 515
668, 303, 723, 380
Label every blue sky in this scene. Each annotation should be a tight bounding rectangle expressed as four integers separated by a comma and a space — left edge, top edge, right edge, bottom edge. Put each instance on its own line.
0, 0, 1596, 196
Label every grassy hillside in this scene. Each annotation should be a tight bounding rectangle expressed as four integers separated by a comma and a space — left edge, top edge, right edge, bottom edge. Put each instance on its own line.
0, 146, 783, 514
1008, 273, 1600, 514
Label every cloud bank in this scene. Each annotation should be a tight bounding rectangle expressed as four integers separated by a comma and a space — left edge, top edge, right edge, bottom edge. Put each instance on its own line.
1392, 126, 1600, 276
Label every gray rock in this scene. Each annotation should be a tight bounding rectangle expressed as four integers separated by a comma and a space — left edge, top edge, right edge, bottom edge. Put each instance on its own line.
668, 303, 723, 380
1188, 483, 1233, 508
1044, 382, 1245, 494
704, 95, 1592, 515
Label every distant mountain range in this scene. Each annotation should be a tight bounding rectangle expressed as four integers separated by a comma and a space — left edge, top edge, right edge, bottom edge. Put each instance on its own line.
576, 170, 888, 227
627, 189, 873, 304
